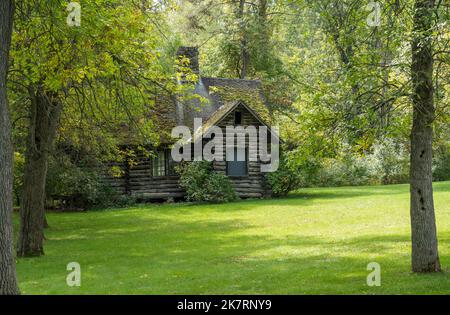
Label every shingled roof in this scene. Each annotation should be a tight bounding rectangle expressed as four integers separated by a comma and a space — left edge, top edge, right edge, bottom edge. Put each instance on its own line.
188, 77, 270, 122
149, 47, 272, 144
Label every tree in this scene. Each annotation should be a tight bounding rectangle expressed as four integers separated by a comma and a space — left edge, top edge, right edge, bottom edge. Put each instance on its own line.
170, 0, 281, 80
16, 87, 61, 256
11, 0, 174, 256
409, 0, 440, 272
0, 0, 20, 294
284, 0, 446, 272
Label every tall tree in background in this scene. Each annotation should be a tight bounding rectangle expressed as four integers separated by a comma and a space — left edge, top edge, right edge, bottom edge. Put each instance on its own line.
409, 0, 440, 272
0, 0, 20, 294
171, 0, 280, 80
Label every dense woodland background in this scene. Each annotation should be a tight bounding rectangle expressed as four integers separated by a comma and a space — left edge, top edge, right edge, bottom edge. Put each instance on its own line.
0, 0, 449, 294
8, 0, 450, 208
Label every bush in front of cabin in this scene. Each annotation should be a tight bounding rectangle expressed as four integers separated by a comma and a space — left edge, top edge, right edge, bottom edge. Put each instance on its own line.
176, 161, 238, 203
45, 155, 124, 210
265, 154, 304, 197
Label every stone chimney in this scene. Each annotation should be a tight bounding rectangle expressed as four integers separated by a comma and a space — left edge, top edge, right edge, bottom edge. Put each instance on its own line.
176, 46, 199, 75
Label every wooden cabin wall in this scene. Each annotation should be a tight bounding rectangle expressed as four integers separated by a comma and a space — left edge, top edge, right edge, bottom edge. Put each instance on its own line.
100, 150, 184, 201
127, 151, 184, 200
100, 104, 272, 201
213, 104, 271, 199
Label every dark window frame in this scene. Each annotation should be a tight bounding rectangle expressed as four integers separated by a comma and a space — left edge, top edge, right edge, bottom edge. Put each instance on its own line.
151, 150, 166, 177
151, 148, 179, 178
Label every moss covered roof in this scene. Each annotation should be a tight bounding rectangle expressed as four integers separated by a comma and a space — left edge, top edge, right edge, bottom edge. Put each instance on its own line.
152, 77, 271, 143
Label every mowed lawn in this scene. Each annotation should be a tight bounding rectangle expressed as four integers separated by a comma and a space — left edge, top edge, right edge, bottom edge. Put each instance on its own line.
14, 182, 450, 294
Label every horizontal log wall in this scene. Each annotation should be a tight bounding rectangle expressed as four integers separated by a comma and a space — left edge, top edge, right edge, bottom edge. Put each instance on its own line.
100, 104, 272, 200
214, 104, 271, 199
131, 153, 181, 196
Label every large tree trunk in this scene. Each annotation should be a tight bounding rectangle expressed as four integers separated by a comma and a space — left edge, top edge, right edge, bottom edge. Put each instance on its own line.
17, 87, 61, 257
410, 0, 440, 273
0, 0, 20, 295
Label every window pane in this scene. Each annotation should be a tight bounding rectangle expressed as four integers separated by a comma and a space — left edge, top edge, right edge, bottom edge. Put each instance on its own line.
152, 150, 166, 176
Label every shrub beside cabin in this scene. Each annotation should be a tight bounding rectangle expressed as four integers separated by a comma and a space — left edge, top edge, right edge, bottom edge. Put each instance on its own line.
102, 47, 278, 201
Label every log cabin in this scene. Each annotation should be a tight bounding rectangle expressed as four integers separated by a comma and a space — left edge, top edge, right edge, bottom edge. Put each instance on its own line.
101, 47, 279, 201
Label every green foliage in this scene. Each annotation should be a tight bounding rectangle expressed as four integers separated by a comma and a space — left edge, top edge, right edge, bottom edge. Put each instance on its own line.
265, 167, 298, 197
366, 139, 410, 184
316, 156, 373, 187
170, 0, 283, 79
45, 155, 132, 210
9, 1, 184, 178
8, 0, 449, 208
282, 138, 410, 189
433, 144, 450, 181
265, 154, 304, 197
176, 161, 238, 203
313, 139, 410, 187
9, 1, 189, 215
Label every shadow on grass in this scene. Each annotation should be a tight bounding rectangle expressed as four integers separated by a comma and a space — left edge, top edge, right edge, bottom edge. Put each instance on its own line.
16, 181, 450, 293
18, 207, 448, 294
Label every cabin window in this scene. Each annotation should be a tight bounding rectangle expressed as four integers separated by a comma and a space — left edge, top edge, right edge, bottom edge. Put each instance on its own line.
152, 149, 178, 177
152, 151, 166, 177
227, 147, 247, 177
234, 111, 242, 125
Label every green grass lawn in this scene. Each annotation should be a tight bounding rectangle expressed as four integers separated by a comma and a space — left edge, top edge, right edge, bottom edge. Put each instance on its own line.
14, 182, 450, 294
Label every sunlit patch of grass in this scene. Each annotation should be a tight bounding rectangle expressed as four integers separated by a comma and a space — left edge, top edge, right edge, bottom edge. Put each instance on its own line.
14, 182, 450, 294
